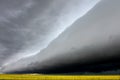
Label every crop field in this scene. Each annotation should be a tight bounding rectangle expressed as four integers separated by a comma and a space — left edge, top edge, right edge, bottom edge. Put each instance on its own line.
0, 74, 120, 80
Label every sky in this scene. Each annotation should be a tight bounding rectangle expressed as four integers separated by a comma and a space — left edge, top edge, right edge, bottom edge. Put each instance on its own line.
0, 0, 120, 74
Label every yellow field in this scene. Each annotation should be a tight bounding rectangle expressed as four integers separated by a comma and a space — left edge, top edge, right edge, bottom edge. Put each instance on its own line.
0, 74, 120, 80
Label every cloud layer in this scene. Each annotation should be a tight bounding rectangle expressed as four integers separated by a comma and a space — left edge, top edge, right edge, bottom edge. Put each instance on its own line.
1, 0, 120, 74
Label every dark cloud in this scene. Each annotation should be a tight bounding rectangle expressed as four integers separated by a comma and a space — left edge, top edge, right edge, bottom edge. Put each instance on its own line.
1, 0, 120, 75
3, 41, 120, 74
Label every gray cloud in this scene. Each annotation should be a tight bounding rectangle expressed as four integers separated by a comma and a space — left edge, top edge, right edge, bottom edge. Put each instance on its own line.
2, 0, 120, 72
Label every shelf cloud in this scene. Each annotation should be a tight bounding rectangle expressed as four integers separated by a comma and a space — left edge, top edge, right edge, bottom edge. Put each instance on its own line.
0, 0, 120, 74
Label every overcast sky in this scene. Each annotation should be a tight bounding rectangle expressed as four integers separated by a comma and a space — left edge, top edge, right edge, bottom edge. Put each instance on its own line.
0, 0, 120, 74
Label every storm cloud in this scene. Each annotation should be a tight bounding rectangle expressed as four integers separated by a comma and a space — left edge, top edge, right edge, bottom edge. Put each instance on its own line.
0, 0, 120, 74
